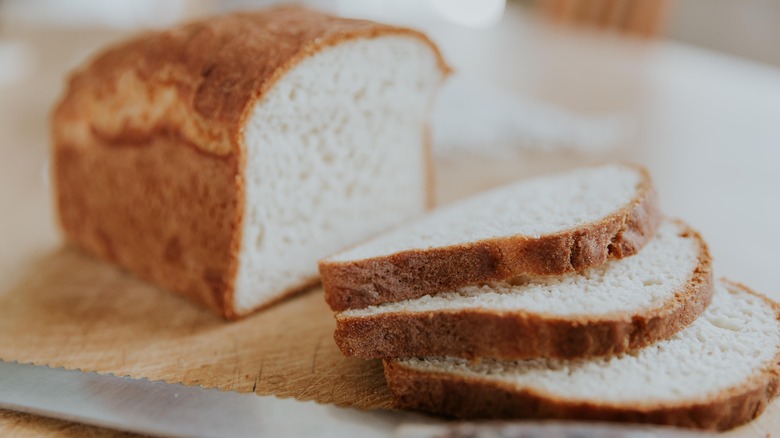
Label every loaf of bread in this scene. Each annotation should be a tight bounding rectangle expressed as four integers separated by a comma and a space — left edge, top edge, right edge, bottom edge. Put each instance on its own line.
384, 280, 780, 430
52, 6, 449, 318
335, 219, 713, 360
321, 164, 660, 311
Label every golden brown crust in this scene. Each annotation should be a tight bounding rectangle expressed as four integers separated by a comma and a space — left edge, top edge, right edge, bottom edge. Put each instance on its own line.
383, 282, 780, 431
53, 6, 450, 158
321, 165, 661, 312
54, 134, 242, 316
335, 221, 712, 360
52, 6, 449, 318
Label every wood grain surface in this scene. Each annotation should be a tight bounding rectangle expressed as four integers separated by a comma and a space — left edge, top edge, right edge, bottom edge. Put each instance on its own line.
0, 247, 392, 408
0, 410, 141, 438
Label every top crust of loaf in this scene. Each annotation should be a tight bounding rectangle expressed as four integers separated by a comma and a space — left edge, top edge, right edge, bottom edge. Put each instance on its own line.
321, 164, 661, 311
52, 6, 450, 157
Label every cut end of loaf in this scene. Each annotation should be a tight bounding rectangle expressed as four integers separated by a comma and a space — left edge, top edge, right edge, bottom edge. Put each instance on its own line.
385, 280, 780, 430
232, 36, 445, 314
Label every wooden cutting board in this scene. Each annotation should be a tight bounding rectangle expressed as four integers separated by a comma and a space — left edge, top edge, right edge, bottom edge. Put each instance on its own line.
0, 155, 777, 437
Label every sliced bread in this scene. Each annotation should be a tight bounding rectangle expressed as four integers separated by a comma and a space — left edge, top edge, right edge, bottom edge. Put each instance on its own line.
384, 280, 780, 430
52, 7, 449, 318
320, 164, 660, 311
335, 219, 712, 360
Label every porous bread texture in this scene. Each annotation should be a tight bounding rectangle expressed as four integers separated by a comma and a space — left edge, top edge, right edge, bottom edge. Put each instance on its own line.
347, 220, 700, 316
234, 36, 442, 313
52, 7, 449, 318
385, 280, 780, 430
335, 219, 713, 359
332, 165, 641, 260
321, 164, 661, 311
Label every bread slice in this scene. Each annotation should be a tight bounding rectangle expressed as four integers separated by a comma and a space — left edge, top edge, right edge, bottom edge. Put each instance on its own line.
384, 280, 780, 431
321, 164, 660, 311
52, 7, 449, 318
335, 219, 712, 360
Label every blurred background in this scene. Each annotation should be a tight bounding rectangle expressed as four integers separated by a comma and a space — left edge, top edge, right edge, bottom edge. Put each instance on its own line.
4, 0, 780, 64
1, 0, 779, 294
2, 0, 779, 157
2, 0, 779, 159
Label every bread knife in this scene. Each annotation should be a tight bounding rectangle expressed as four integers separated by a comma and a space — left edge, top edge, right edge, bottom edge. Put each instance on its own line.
0, 360, 410, 437
0, 360, 713, 437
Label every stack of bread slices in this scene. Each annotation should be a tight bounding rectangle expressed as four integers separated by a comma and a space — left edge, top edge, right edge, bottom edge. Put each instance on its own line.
319, 163, 780, 431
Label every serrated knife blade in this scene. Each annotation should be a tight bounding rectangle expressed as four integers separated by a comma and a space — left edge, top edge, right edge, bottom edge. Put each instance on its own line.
0, 360, 410, 437
0, 360, 714, 437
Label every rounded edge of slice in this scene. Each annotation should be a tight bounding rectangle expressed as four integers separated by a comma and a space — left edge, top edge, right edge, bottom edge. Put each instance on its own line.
383, 280, 780, 431
334, 219, 712, 360
320, 164, 661, 311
